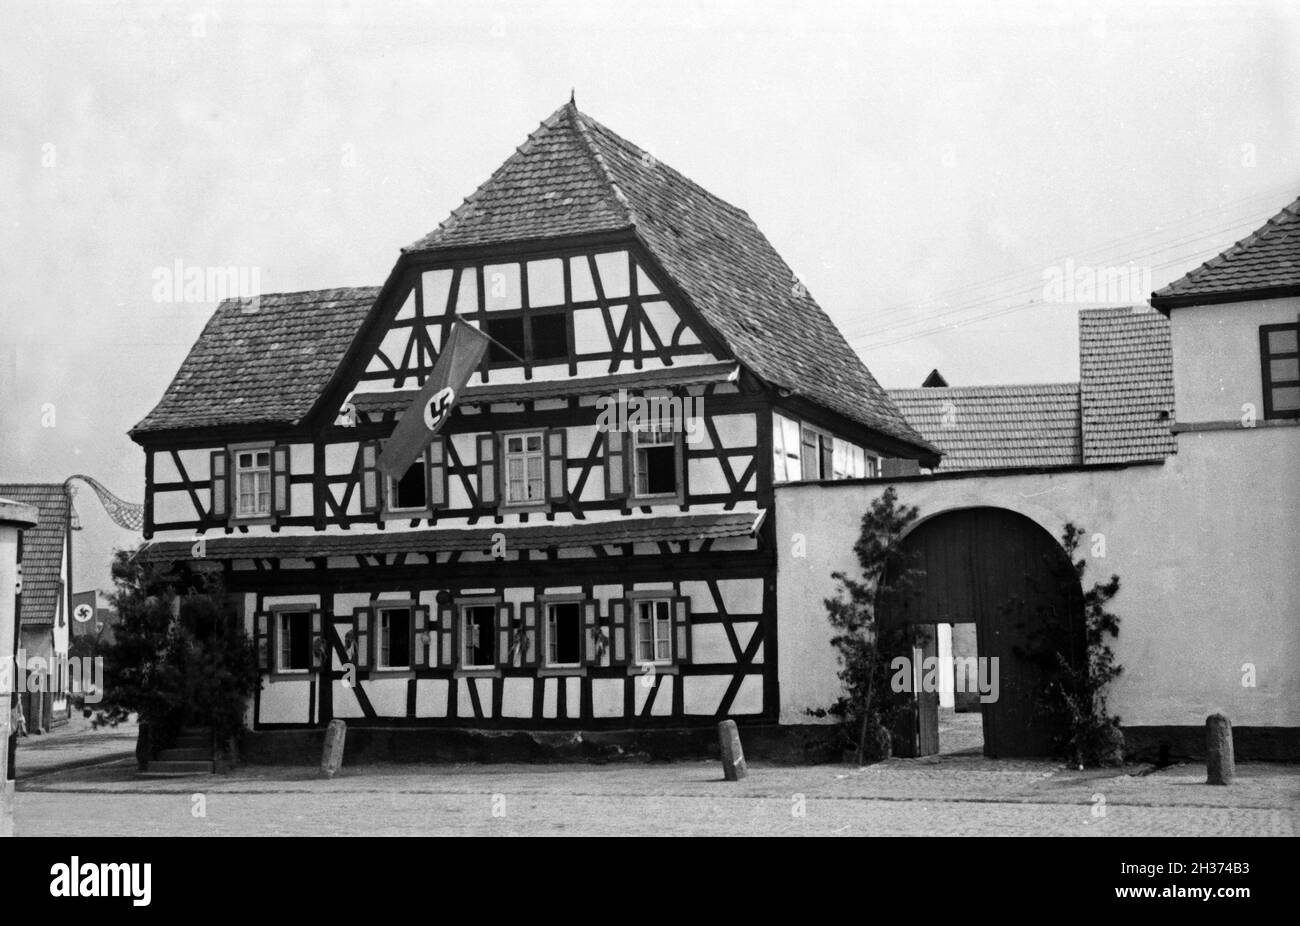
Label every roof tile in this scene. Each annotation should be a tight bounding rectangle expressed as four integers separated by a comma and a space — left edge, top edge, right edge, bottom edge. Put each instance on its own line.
0, 484, 70, 628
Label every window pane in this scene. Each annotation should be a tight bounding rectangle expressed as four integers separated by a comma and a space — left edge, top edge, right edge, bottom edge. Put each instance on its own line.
547, 603, 582, 665
287, 613, 311, 670
530, 313, 568, 362
1272, 386, 1300, 412
392, 461, 426, 510
464, 606, 495, 667
1269, 358, 1299, 384
485, 317, 525, 363
256, 451, 270, 466
638, 444, 677, 495
1267, 327, 1299, 355
383, 609, 411, 667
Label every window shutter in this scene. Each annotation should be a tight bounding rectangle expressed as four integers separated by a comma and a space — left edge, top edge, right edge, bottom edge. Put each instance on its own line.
495, 602, 513, 667
545, 428, 568, 502
437, 604, 454, 667
610, 599, 628, 665
520, 603, 539, 667
354, 609, 371, 669
428, 439, 448, 509
360, 442, 381, 514
477, 435, 498, 507
819, 438, 833, 482
582, 600, 599, 665
272, 445, 291, 515
255, 612, 270, 671
210, 451, 228, 520
309, 610, 324, 670
801, 429, 818, 480
604, 431, 627, 499
673, 597, 691, 664
413, 607, 430, 667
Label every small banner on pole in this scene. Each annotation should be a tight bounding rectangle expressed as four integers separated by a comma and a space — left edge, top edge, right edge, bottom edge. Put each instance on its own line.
376, 319, 490, 480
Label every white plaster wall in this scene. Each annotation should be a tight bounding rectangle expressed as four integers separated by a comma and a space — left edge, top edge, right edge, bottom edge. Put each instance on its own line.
775, 425, 1300, 729
1171, 297, 1299, 423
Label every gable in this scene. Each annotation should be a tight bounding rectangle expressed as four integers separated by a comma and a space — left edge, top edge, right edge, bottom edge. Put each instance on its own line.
351, 244, 721, 398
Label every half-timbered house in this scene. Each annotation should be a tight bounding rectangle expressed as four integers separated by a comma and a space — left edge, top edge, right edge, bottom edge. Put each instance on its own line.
130, 102, 937, 754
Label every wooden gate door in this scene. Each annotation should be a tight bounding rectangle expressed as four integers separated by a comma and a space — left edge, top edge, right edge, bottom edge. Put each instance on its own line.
881, 508, 1082, 758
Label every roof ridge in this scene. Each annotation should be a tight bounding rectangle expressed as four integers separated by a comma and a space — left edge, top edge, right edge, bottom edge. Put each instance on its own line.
567, 104, 639, 227
420, 105, 576, 246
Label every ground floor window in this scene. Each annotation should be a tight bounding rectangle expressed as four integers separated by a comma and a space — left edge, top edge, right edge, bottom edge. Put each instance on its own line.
634, 598, 673, 664
377, 607, 412, 669
277, 610, 313, 672
461, 604, 496, 668
545, 601, 583, 667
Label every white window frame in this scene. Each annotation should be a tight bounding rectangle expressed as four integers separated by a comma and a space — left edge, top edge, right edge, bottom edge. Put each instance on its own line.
633, 597, 674, 666
275, 609, 313, 674
460, 602, 497, 670
502, 430, 546, 507
542, 597, 585, 669
376, 605, 413, 670
385, 451, 428, 514
631, 421, 679, 500
232, 445, 272, 519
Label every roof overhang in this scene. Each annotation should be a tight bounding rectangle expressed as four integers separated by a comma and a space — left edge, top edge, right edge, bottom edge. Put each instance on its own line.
134, 510, 767, 563
349, 362, 741, 415
1150, 284, 1300, 314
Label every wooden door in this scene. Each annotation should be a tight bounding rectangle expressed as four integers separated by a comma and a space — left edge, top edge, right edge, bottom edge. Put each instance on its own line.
880, 508, 1082, 758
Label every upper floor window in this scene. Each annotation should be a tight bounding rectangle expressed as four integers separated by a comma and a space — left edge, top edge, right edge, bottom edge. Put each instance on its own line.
1261, 323, 1300, 419
503, 432, 546, 505
633, 422, 679, 498
386, 455, 427, 512
234, 449, 271, 517
484, 311, 570, 365
800, 425, 834, 480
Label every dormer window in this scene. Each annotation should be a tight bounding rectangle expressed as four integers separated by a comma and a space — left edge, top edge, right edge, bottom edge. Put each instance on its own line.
1261, 323, 1300, 419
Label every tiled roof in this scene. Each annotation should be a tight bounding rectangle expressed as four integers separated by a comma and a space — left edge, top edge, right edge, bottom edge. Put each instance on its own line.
1152, 196, 1300, 308
887, 307, 1175, 471
1079, 307, 1176, 464
136, 510, 766, 562
131, 287, 380, 434
410, 103, 935, 458
886, 384, 1082, 471
0, 484, 70, 627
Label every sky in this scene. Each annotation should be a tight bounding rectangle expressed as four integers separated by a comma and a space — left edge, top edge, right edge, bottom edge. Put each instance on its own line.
2, 0, 1298, 593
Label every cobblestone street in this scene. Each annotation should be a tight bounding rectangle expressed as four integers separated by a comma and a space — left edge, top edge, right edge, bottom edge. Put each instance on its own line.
16, 753, 1298, 837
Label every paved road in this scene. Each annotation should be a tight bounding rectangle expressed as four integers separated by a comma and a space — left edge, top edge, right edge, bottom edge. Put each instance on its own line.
13, 714, 137, 779
16, 754, 1299, 837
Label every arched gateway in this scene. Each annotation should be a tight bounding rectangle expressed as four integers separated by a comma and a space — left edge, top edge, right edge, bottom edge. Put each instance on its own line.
879, 507, 1084, 758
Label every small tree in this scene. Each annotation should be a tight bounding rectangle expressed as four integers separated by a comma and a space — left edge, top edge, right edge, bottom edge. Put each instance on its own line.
819, 487, 922, 764
93, 549, 260, 758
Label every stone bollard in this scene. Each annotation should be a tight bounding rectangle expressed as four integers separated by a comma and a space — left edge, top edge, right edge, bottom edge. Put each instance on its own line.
717, 719, 747, 781
1206, 713, 1234, 785
321, 719, 347, 780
